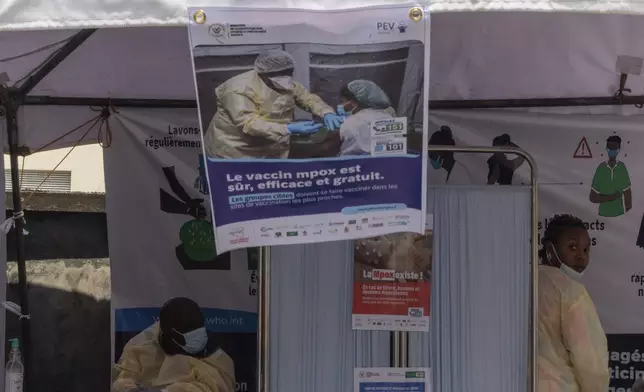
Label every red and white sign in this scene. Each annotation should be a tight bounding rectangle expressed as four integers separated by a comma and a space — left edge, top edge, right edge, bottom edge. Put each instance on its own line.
352, 230, 432, 332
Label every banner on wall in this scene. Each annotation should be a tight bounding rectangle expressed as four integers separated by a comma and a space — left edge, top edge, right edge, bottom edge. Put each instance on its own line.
352, 217, 432, 332
105, 109, 257, 392
354, 367, 431, 392
427, 109, 644, 390
187, 5, 430, 253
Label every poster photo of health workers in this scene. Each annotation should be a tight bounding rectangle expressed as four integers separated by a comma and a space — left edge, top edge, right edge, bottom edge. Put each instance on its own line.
188, 7, 430, 252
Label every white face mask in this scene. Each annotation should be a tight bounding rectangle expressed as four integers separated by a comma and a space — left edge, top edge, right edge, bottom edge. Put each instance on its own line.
560, 262, 584, 281
173, 327, 208, 354
269, 76, 294, 91
549, 245, 585, 281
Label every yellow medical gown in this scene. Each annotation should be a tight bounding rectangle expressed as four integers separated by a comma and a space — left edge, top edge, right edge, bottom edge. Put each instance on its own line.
112, 323, 235, 392
204, 70, 334, 159
537, 265, 609, 392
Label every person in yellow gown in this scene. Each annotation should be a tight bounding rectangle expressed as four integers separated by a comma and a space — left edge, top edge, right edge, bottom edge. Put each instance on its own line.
204, 49, 343, 159
112, 297, 235, 392
538, 214, 609, 392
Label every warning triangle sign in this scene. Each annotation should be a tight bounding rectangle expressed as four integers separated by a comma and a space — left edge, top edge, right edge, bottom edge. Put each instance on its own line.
573, 137, 593, 158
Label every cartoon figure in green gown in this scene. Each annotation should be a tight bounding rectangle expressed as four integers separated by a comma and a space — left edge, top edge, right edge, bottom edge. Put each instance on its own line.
589, 135, 632, 218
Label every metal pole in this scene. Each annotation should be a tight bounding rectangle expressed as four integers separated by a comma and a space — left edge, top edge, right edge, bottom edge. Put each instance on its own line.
19, 94, 644, 110
427, 145, 538, 392
391, 332, 401, 367
257, 246, 271, 392
400, 331, 408, 367
4, 101, 32, 392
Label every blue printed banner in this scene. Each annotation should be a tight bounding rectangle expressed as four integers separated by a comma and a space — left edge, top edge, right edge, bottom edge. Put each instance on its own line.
208, 155, 425, 252
211, 155, 422, 223
188, 6, 429, 252
354, 368, 430, 392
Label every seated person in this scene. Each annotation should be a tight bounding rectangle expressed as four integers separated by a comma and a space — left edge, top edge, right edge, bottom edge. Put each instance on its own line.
112, 297, 235, 392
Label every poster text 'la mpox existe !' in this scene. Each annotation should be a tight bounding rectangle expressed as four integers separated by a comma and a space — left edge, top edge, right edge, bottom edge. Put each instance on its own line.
188, 6, 430, 253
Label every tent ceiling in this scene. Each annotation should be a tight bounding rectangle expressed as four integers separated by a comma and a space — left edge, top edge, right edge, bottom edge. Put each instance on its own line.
2, 0, 644, 31
1, 12, 643, 102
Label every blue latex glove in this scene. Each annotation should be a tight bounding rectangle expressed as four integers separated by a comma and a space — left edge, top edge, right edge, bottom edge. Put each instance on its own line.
287, 121, 323, 135
323, 113, 344, 131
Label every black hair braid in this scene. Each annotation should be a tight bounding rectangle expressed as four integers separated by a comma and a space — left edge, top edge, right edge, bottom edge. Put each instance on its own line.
538, 214, 586, 261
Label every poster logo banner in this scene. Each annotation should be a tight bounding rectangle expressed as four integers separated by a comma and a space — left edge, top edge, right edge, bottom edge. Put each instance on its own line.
354, 367, 431, 392
187, 6, 430, 253
352, 219, 432, 332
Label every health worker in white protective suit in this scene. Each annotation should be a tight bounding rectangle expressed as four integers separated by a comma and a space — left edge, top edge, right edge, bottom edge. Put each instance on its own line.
112, 297, 235, 392
334, 80, 397, 156
537, 214, 609, 392
203, 50, 344, 159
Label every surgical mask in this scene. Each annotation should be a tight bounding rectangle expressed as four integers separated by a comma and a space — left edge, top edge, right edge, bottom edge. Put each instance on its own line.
173, 327, 207, 354
269, 76, 294, 91
560, 262, 584, 281
549, 246, 585, 281
606, 148, 619, 158
430, 157, 442, 170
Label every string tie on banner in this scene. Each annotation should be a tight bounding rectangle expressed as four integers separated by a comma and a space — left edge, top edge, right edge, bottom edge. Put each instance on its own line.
0, 211, 28, 235
21, 106, 116, 205
2, 301, 30, 320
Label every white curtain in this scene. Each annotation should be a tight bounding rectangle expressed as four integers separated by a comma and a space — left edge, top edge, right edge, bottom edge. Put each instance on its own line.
408, 186, 531, 392
269, 241, 390, 392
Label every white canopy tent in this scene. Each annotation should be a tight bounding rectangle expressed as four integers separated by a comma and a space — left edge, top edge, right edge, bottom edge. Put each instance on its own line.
1, 11, 643, 151
2, 0, 644, 30
1, 1, 644, 391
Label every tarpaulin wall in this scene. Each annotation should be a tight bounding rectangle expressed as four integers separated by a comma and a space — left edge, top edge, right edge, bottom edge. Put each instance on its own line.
424, 109, 644, 390
103, 109, 258, 391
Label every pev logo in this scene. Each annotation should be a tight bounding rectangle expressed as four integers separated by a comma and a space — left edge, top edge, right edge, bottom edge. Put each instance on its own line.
377, 21, 407, 34
372, 269, 395, 281
408, 308, 424, 317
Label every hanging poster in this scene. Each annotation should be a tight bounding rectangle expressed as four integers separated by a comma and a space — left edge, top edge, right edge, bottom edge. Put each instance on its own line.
354, 367, 431, 392
426, 109, 644, 391
352, 215, 432, 332
104, 109, 257, 392
187, 5, 430, 253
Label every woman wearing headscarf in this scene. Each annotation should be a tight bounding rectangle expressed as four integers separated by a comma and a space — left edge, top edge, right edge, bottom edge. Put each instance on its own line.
203, 49, 342, 159
538, 214, 609, 392
333, 79, 396, 156
112, 297, 235, 392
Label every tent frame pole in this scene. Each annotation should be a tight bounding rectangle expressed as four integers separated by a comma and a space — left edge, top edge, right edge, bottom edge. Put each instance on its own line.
18, 29, 97, 97
430, 95, 644, 109
427, 145, 538, 392
18, 95, 644, 110
257, 246, 271, 392
0, 29, 96, 392
0, 90, 32, 392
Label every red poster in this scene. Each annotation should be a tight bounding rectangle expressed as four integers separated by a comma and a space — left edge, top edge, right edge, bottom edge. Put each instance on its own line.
352, 230, 432, 332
